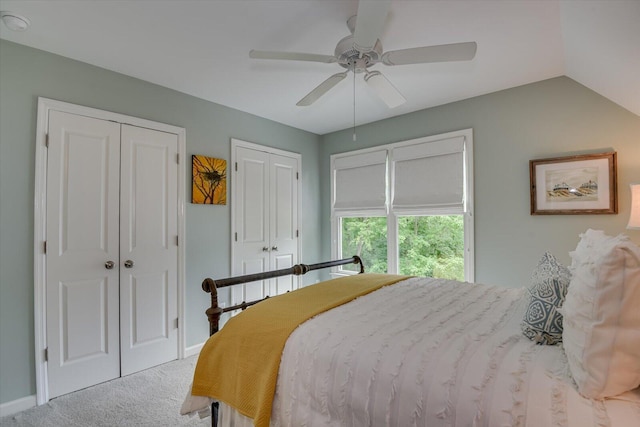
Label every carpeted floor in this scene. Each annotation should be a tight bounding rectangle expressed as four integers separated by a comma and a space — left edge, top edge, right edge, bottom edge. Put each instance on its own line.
0, 355, 210, 426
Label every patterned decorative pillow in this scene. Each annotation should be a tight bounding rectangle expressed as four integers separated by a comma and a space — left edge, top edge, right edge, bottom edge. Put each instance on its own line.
521, 252, 571, 345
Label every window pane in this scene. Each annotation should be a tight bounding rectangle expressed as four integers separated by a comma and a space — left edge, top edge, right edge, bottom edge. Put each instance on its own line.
341, 217, 387, 273
398, 215, 464, 280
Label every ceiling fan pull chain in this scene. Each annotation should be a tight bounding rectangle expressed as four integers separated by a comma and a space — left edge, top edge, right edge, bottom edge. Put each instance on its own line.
353, 68, 357, 141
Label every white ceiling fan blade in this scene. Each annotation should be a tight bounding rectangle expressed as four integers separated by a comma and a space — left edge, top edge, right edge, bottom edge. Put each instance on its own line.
353, 0, 391, 53
249, 50, 337, 63
364, 71, 406, 108
382, 42, 478, 66
297, 72, 348, 106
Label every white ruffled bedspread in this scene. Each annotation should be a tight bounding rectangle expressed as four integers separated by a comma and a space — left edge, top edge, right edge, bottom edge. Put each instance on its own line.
187, 277, 640, 427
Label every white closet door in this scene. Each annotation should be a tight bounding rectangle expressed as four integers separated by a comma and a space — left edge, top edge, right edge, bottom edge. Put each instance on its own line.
269, 154, 299, 295
46, 111, 121, 398
233, 146, 271, 304
232, 144, 300, 305
119, 125, 178, 376
45, 112, 179, 398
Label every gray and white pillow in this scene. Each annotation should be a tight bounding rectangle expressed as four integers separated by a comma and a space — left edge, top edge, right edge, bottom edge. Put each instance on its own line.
521, 252, 571, 345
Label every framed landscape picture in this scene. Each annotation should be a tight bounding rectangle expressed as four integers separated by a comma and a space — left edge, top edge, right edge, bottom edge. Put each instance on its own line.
529, 152, 617, 215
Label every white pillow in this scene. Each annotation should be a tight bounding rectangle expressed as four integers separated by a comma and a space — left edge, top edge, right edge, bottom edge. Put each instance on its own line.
562, 229, 640, 398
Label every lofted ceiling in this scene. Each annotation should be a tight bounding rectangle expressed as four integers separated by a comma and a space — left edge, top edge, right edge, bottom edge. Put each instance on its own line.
0, 0, 638, 135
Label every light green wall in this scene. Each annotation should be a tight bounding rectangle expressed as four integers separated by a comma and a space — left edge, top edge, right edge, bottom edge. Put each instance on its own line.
320, 76, 640, 286
0, 40, 323, 405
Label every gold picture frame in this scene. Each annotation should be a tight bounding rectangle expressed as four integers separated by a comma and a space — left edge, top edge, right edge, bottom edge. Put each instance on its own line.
192, 155, 227, 205
530, 152, 617, 215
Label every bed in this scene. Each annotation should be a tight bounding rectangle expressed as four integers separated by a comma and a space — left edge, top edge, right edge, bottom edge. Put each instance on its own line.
182, 231, 640, 427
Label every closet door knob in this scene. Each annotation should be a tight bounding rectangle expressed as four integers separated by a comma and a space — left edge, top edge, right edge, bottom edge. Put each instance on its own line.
262, 246, 270, 252
124, 260, 134, 268
271, 246, 278, 251
105, 261, 115, 270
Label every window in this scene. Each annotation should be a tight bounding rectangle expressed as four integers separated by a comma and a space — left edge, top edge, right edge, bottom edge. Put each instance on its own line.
331, 129, 474, 281
397, 215, 464, 280
340, 216, 388, 273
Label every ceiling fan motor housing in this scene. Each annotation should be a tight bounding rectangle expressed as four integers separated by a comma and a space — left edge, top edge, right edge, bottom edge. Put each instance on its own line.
335, 35, 383, 72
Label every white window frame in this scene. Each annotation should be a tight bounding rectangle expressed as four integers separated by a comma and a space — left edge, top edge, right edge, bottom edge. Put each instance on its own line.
331, 129, 474, 281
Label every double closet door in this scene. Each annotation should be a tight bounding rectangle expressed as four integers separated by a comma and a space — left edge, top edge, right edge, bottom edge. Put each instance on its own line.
45, 110, 179, 398
232, 142, 300, 304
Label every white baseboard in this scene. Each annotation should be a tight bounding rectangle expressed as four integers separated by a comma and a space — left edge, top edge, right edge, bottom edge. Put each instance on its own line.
185, 342, 204, 358
0, 394, 36, 418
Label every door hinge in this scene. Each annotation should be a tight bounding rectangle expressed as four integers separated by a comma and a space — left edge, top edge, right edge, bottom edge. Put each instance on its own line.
174, 318, 179, 329
296, 229, 299, 238
235, 232, 238, 242
296, 172, 299, 180
176, 235, 179, 246
235, 162, 238, 172
44, 348, 48, 362
176, 153, 179, 164
45, 134, 49, 148
43, 241, 47, 254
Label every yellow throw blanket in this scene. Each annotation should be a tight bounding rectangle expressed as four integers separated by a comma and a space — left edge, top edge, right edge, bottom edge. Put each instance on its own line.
191, 273, 409, 427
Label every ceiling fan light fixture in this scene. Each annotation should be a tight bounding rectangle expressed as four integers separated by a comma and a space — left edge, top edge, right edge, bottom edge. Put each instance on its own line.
364, 71, 406, 108
1, 11, 30, 31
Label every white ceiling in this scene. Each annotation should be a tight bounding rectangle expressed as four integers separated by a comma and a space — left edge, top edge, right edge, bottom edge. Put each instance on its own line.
1, 0, 638, 135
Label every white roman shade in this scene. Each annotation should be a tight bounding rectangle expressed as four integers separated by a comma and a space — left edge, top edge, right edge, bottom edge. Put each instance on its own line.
392, 136, 465, 210
333, 149, 387, 210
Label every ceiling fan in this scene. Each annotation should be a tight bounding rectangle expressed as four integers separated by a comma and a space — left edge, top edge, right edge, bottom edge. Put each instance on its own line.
249, 0, 477, 108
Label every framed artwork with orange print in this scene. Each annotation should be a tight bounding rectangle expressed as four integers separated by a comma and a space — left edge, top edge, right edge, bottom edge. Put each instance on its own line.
192, 155, 227, 205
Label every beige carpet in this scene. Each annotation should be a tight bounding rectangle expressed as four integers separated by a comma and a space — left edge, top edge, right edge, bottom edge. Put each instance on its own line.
0, 356, 210, 427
